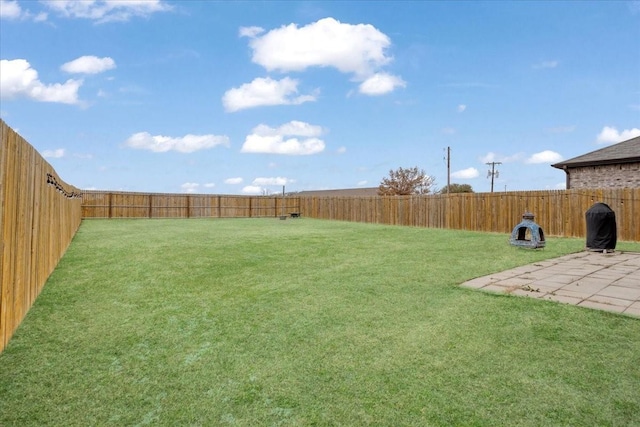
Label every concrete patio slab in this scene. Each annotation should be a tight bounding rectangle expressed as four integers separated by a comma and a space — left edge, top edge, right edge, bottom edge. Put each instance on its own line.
460, 251, 640, 318
598, 285, 640, 301
585, 294, 634, 308
578, 300, 627, 314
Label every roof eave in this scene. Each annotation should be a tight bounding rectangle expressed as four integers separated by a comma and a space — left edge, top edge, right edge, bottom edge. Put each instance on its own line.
551, 157, 640, 169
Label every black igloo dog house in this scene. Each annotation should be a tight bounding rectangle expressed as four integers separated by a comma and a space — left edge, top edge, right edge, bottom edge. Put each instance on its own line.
510, 212, 545, 249
585, 202, 617, 251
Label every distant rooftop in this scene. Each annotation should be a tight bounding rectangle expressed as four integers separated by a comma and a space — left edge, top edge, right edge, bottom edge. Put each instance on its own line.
552, 136, 640, 169
296, 187, 379, 197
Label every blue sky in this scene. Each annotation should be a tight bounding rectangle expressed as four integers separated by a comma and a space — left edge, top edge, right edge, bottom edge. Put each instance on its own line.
1, 0, 639, 195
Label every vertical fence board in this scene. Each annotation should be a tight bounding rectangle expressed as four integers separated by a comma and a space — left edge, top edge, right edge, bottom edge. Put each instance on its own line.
1, 123, 18, 352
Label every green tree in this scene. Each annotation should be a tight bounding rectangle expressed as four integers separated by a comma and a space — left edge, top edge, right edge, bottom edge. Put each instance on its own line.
378, 166, 436, 195
440, 183, 474, 194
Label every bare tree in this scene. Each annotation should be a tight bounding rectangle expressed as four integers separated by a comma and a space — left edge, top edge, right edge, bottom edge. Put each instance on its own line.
378, 166, 436, 195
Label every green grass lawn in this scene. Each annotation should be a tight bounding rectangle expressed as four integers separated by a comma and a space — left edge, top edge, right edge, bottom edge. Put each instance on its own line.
1, 218, 639, 426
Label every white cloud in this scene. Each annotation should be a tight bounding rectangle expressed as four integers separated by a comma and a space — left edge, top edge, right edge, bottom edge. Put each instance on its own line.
358, 73, 406, 96
533, 60, 559, 69
526, 150, 563, 164
241, 120, 326, 155
596, 126, 640, 144
451, 167, 479, 179
124, 131, 230, 153
42, 0, 172, 23
61, 56, 116, 74
480, 152, 498, 163
181, 182, 199, 193
252, 177, 290, 186
182, 182, 215, 192
242, 134, 324, 155
479, 152, 523, 164
245, 17, 392, 77
33, 11, 47, 22
0, 59, 82, 104
0, 0, 46, 21
457, 104, 467, 113
222, 77, 317, 112
0, 0, 21, 19
441, 127, 456, 135
276, 120, 323, 137
42, 148, 65, 159
224, 177, 243, 185
337, 146, 347, 154
232, 18, 406, 102
241, 17, 403, 95
241, 185, 263, 195
554, 182, 566, 190
239, 26, 264, 38
357, 180, 368, 186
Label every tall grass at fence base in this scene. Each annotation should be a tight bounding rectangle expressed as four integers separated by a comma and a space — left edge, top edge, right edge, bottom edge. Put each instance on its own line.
1, 218, 639, 426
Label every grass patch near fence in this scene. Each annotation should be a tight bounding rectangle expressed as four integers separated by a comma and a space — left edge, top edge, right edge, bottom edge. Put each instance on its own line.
1, 218, 639, 426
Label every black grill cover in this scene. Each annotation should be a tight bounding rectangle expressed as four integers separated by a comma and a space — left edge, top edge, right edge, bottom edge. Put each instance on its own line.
585, 203, 617, 250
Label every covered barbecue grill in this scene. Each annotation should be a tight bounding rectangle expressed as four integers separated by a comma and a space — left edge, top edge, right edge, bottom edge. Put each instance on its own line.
509, 212, 545, 249
586, 202, 617, 251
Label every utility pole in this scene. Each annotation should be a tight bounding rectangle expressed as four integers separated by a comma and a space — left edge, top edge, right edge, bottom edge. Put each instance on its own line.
486, 162, 502, 193
447, 146, 451, 194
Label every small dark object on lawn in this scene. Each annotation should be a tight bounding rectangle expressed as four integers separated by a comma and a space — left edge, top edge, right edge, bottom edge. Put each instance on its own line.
290, 212, 300, 218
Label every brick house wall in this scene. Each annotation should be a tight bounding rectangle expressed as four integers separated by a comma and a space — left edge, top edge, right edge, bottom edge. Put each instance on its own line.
568, 162, 640, 189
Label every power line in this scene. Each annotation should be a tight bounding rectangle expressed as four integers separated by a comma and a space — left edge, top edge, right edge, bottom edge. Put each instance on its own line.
446, 147, 451, 194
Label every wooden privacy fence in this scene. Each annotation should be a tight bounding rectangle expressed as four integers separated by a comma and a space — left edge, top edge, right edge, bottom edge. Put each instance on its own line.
299, 188, 640, 242
82, 191, 301, 219
1, 119, 82, 353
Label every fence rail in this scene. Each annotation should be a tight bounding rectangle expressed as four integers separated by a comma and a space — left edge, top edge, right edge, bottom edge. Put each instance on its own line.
1, 119, 82, 353
299, 189, 640, 242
